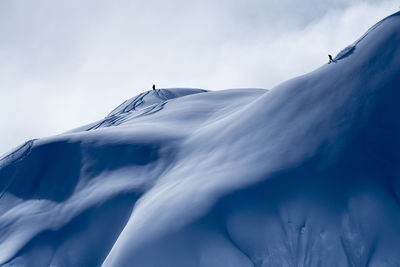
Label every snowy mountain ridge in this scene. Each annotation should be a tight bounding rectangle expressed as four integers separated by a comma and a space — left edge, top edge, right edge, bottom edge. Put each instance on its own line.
1, 11, 400, 267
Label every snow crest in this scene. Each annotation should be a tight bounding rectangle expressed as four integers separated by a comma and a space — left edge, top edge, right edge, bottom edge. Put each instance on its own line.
1, 12, 400, 267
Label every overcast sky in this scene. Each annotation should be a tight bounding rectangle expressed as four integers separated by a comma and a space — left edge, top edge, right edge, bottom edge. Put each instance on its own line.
0, 0, 398, 155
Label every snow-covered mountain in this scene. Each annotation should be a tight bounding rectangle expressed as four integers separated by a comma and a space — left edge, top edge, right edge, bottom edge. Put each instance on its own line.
1, 12, 400, 267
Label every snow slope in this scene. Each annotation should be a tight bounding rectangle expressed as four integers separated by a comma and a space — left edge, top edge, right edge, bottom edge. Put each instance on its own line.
1, 12, 400, 267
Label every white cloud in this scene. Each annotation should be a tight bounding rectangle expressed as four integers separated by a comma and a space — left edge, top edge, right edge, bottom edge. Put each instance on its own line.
0, 0, 398, 154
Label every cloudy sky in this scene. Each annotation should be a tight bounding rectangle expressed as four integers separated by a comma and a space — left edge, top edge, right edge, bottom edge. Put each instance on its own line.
0, 0, 398, 154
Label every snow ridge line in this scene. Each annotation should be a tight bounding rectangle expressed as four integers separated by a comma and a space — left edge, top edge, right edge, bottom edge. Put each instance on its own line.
335, 11, 400, 62
88, 90, 172, 130
88, 101, 168, 130
107, 91, 150, 117
0, 139, 36, 200
0, 139, 36, 166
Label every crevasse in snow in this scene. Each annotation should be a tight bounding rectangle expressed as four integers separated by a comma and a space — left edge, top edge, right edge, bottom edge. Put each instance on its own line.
1, 12, 400, 267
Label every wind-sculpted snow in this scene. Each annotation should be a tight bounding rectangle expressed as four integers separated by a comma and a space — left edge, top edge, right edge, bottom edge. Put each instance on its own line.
1, 12, 400, 267
335, 11, 400, 62
87, 88, 207, 130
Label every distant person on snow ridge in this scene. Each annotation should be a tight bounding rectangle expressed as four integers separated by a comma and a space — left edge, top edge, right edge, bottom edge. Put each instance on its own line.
152, 84, 156, 90
328, 54, 333, 64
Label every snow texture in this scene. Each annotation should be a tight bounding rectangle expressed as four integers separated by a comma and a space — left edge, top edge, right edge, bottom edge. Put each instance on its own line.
1, 12, 400, 267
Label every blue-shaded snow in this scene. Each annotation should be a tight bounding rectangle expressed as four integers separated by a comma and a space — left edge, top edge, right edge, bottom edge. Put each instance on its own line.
107, 88, 207, 117
1, 12, 400, 267
334, 11, 400, 62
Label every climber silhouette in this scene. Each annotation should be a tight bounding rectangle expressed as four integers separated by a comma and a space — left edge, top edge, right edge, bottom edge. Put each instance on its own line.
152, 84, 156, 90
328, 55, 333, 64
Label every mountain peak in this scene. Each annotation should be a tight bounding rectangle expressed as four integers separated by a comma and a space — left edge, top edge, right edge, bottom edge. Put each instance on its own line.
1, 12, 400, 267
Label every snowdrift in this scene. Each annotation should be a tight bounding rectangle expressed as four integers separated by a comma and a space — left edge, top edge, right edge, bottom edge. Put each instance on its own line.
1, 12, 400, 267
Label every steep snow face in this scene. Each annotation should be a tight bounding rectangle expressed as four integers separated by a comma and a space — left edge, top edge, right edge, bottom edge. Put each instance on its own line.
1, 12, 400, 267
